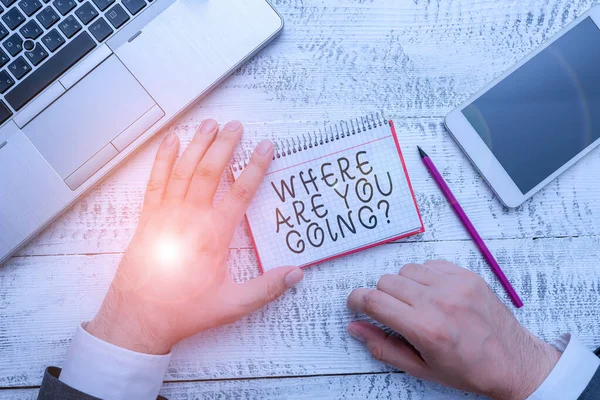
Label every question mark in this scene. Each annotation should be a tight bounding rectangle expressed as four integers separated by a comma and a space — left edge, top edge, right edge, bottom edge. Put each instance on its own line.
377, 200, 390, 224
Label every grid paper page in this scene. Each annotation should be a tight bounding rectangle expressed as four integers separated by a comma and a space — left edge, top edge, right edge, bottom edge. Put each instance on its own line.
233, 121, 423, 272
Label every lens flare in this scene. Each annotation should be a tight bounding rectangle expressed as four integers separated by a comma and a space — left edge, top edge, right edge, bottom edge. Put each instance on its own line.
155, 236, 182, 267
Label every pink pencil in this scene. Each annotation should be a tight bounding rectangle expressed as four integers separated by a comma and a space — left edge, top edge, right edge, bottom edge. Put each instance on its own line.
418, 146, 523, 308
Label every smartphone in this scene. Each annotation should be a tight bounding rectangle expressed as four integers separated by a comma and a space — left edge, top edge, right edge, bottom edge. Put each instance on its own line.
445, 6, 600, 208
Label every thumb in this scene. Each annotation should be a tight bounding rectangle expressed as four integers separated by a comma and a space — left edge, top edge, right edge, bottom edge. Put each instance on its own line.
347, 321, 427, 376
233, 266, 304, 317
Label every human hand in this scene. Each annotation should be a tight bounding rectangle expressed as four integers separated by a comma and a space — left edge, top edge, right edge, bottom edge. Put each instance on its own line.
347, 261, 560, 400
87, 119, 304, 355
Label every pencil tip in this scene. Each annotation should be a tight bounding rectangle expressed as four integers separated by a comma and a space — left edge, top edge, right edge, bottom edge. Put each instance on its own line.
417, 146, 428, 159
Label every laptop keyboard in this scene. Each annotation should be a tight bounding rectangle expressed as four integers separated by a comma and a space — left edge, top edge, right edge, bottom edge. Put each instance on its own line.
0, 0, 153, 124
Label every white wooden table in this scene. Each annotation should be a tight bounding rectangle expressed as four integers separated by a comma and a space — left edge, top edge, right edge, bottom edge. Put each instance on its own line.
2, 0, 600, 398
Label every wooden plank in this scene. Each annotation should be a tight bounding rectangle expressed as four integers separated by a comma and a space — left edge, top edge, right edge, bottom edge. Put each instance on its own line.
15, 117, 600, 257
0, 373, 486, 400
2, 236, 600, 387
175, 0, 596, 121
12, 0, 600, 257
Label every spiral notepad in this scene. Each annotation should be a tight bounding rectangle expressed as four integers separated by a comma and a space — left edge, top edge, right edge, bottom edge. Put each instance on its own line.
232, 114, 424, 273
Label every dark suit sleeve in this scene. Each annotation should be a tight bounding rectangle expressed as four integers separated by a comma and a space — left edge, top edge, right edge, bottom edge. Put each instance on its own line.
578, 348, 600, 399
37, 367, 168, 400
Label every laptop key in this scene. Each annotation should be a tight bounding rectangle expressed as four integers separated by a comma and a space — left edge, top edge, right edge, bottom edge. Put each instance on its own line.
91, 0, 113, 12
41, 28, 65, 52
89, 16, 111, 41
19, 19, 42, 39
0, 100, 12, 125
0, 0, 17, 7
52, 0, 76, 15
36, 6, 59, 29
0, 70, 14, 93
122, 0, 145, 15
2, 7, 24, 29
58, 14, 80, 38
18, 0, 42, 16
8, 56, 31, 79
105, 3, 128, 28
3, 32, 22, 56
0, 48, 9, 66
5, 31, 96, 110
24, 42, 47, 65
75, 1, 98, 25
0, 22, 7, 40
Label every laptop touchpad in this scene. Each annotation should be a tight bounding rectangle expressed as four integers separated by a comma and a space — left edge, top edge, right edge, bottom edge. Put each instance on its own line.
23, 55, 158, 180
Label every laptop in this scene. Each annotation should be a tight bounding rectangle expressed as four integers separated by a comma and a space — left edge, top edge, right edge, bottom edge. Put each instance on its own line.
0, 0, 284, 264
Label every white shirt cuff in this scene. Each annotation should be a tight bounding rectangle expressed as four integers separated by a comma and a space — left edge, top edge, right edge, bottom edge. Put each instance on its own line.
527, 334, 599, 400
59, 323, 171, 400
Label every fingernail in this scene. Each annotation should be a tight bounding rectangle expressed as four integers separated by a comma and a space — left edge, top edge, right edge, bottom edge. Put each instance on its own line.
164, 134, 177, 146
200, 119, 218, 134
284, 268, 304, 288
225, 120, 242, 131
256, 140, 273, 155
347, 326, 365, 342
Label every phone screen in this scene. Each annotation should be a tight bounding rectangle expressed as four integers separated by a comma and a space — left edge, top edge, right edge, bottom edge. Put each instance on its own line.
463, 17, 600, 194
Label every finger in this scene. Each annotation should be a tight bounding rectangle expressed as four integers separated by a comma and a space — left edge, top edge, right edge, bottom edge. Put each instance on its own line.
142, 134, 180, 212
376, 274, 426, 306
423, 260, 462, 275
399, 263, 444, 286
347, 288, 418, 342
229, 266, 304, 319
186, 120, 244, 207
163, 119, 218, 203
216, 140, 274, 235
347, 321, 427, 375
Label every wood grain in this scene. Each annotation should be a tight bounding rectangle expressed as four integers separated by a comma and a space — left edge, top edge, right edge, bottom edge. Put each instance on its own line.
0, 373, 486, 400
3, 1, 600, 399
11, 0, 600, 257
15, 117, 600, 257
2, 236, 600, 389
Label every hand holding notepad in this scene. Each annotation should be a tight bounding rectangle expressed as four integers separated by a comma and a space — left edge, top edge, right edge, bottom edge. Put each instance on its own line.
232, 115, 424, 272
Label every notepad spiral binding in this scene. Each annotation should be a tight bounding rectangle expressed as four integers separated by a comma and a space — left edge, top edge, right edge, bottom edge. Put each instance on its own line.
232, 112, 388, 172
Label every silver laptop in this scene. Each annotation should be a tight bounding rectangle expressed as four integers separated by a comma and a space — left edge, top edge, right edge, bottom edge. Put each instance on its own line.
0, 0, 283, 264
